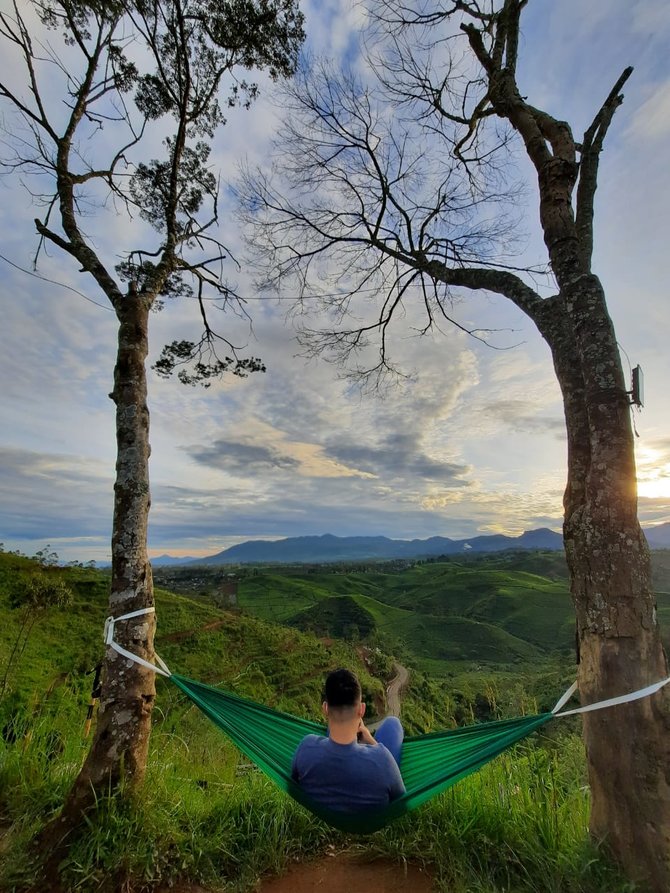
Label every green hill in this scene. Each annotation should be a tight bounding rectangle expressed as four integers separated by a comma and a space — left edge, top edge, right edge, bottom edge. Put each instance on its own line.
288, 594, 376, 640
0, 553, 364, 719
230, 560, 575, 672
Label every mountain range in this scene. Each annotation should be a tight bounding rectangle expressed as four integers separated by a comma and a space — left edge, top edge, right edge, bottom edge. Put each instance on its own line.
195, 528, 564, 565
144, 522, 670, 567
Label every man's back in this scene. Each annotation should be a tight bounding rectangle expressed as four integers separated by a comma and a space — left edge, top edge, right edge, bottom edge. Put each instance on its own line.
291, 733, 405, 813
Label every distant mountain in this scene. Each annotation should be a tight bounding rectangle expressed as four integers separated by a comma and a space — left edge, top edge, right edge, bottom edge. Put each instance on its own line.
195, 528, 564, 565
116, 523, 670, 569
644, 522, 670, 549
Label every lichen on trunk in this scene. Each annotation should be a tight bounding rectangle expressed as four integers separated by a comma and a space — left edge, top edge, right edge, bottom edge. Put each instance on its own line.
39, 292, 158, 852
542, 277, 670, 891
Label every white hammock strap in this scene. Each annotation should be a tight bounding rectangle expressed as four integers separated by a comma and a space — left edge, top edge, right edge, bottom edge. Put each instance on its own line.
551, 675, 670, 717
551, 681, 579, 714
104, 607, 171, 678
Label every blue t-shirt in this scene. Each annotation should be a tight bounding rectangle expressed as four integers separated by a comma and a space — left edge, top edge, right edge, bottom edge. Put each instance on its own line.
291, 734, 406, 813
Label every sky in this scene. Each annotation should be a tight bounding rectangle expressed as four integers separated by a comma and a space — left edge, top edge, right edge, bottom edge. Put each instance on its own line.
0, 0, 669, 563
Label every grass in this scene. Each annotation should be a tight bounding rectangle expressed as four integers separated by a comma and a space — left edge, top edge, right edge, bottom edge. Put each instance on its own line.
0, 704, 636, 893
235, 563, 577, 669
0, 552, 639, 892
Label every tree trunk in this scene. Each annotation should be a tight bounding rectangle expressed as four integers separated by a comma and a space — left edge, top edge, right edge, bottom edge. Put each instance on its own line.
544, 279, 670, 892
568, 508, 670, 892
38, 291, 158, 857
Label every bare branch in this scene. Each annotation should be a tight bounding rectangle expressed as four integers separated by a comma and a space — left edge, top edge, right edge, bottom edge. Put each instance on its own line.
575, 66, 634, 268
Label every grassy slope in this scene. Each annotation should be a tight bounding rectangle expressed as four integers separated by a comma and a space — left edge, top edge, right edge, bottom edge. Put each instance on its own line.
0, 553, 464, 739
236, 553, 670, 671
0, 554, 371, 719
237, 561, 573, 673
0, 553, 636, 893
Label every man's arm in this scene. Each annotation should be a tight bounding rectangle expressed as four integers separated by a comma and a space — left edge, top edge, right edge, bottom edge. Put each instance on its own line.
291, 740, 304, 781
388, 757, 406, 800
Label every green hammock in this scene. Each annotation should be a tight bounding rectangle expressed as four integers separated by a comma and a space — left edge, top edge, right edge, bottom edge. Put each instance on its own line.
105, 608, 670, 835
171, 673, 553, 834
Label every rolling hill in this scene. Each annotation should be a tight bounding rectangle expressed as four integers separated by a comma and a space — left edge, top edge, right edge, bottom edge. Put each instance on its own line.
233, 557, 577, 674
227, 551, 670, 675
0, 552, 463, 734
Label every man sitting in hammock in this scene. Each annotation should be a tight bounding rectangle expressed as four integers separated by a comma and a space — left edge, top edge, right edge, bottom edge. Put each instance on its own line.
291, 668, 405, 813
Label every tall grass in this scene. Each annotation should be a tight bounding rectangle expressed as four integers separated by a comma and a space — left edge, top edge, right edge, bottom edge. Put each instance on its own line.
0, 555, 638, 891
0, 701, 637, 893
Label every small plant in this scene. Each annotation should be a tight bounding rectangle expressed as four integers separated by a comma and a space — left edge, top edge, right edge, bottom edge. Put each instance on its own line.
0, 571, 73, 703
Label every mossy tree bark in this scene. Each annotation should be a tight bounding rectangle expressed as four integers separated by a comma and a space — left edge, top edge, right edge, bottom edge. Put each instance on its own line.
537, 284, 670, 891
492, 29, 670, 881
423, 9, 670, 884
39, 291, 159, 851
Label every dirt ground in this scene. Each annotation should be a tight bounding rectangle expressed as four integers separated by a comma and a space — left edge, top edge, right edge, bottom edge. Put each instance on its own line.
257, 853, 435, 892
160, 852, 435, 893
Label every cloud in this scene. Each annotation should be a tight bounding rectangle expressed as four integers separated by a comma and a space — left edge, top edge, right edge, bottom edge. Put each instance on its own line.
477, 399, 565, 437
1, 0, 669, 564
303, 0, 368, 63
190, 439, 300, 473
324, 436, 471, 484
628, 80, 670, 140
0, 446, 113, 541
631, 0, 670, 35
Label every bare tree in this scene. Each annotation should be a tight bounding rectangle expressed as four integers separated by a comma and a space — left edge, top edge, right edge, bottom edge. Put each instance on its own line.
240, 1, 669, 889
0, 0, 303, 858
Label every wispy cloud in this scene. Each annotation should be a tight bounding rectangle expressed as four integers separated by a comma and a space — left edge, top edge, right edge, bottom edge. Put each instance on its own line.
0, 447, 113, 540
628, 80, 670, 139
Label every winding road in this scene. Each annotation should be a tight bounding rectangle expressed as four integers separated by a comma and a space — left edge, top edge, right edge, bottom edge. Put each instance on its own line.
385, 662, 409, 716
368, 662, 409, 730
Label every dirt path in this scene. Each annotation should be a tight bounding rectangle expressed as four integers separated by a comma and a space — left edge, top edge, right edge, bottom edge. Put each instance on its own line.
162, 853, 435, 893
257, 852, 434, 892
368, 662, 409, 731
385, 663, 409, 717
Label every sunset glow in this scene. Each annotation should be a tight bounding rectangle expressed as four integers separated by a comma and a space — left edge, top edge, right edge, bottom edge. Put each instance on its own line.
636, 447, 670, 499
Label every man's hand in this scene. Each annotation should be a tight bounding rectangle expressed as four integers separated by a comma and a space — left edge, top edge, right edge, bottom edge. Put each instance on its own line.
357, 719, 377, 746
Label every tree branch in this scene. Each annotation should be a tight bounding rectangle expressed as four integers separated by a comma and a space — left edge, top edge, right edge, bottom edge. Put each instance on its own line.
34, 218, 123, 306
575, 66, 633, 269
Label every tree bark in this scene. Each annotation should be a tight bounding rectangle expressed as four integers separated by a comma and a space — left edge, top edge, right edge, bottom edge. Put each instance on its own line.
38, 291, 157, 855
563, 278, 670, 891
540, 281, 670, 892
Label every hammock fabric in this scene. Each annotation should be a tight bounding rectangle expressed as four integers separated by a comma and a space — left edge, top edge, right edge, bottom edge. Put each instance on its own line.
171, 673, 553, 834
105, 608, 670, 835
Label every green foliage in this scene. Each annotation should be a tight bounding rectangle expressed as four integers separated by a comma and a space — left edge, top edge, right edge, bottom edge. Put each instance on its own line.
131, 140, 218, 230
0, 553, 635, 892
8, 571, 73, 612
371, 736, 632, 893
0, 553, 387, 724
288, 595, 376, 641
0, 0, 305, 386
153, 339, 266, 387
0, 699, 632, 893
0, 569, 74, 704
227, 560, 576, 673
